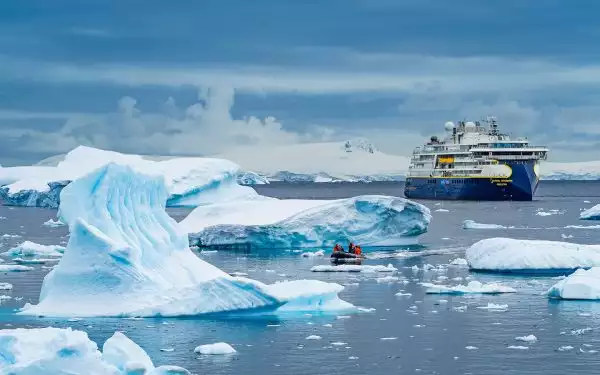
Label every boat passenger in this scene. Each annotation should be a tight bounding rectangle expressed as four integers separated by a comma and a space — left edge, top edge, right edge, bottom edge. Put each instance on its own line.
333, 244, 343, 253
348, 242, 355, 253
354, 246, 362, 256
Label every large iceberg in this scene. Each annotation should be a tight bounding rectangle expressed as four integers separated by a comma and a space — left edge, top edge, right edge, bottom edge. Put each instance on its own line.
0, 146, 257, 208
580, 204, 600, 220
21, 163, 353, 317
0, 327, 189, 374
182, 195, 431, 248
466, 237, 600, 273
547, 267, 600, 300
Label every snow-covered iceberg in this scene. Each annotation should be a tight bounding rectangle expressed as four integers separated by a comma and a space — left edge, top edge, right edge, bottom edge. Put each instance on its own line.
547, 267, 600, 300
236, 171, 269, 185
21, 163, 353, 317
0, 327, 189, 374
0, 145, 258, 208
183, 195, 430, 248
580, 204, 600, 220
466, 237, 600, 273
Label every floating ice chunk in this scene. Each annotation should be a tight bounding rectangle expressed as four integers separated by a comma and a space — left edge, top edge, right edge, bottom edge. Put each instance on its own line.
558, 345, 574, 351
453, 306, 468, 312
0, 282, 13, 290
395, 292, 412, 297
185, 195, 431, 248
311, 264, 397, 273
160, 348, 174, 352
423, 281, 516, 295
561, 234, 574, 239
466, 238, 600, 272
580, 204, 600, 220
465, 346, 478, 350
301, 250, 325, 258
14, 257, 60, 265
0, 327, 189, 374
435, 209, 449, 212
380, 337, 397, 341
508, 345, 529, 350
20, 164, 353, 318
4, 240, 65, 257
331, 342, 348, 346
477, 303, 508, 311
515, 335, 537, 343
547, 267, 600, 300
1, 234, 21, 239
536, 209, 563, 217
43, 218, 65, 228
0, 264, 34, 272
463, 220, 510, 230
194, 342, 236, 355
305, 335, 322, 340
449, 258, 468, 266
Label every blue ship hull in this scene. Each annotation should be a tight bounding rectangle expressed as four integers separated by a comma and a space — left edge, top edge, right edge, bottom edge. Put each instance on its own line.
404, 161, 539, 201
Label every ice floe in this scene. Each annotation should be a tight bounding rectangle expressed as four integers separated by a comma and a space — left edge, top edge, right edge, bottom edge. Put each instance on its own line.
311, 264, 397, 273
515, 335, 537, 343
536, 209, 564, 217
4, 240, 65, 257
43, 218, 65, 228
184, 195, 431, 248
0, 264, 34, 272
20, 163, 354, 317
580, 204, 600, 220
194, 342, 236, 355
0, 327, 189, 374
466, 238, 600, 272
423, 281, 516, 295
476, 303, 508, 311
507, 345, 529, 350
463, 220, 510, 230
301, 250, 325, 257
449, 258, 468, 266
0, 282, 13, 290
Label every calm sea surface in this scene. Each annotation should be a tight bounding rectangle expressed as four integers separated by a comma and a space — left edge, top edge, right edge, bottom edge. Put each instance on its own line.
1, 181, 600, 375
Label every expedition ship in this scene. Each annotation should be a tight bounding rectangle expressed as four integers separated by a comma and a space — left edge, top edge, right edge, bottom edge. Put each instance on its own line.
404, 117, 548, 201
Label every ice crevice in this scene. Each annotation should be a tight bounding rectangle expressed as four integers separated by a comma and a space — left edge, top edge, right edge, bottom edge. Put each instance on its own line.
20, 163, 354, 318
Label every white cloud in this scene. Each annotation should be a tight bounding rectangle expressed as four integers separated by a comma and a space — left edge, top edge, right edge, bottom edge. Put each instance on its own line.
0, 87, 334, 158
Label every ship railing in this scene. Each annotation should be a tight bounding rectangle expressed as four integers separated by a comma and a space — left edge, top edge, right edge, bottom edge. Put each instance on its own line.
482, 154, 546, 161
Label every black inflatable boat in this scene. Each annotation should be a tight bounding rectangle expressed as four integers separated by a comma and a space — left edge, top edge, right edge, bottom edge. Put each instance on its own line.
330, 252, 364, 264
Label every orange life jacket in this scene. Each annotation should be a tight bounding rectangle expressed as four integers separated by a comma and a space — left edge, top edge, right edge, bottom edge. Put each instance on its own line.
355, 246, 362, 255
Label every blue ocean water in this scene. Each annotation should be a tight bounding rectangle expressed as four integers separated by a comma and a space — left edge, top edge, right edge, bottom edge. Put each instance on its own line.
1, 181, 600, 374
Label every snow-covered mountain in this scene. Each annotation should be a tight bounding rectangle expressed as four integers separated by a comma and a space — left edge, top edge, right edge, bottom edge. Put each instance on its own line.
541, 161, 600, 180
216, 138, 409, 183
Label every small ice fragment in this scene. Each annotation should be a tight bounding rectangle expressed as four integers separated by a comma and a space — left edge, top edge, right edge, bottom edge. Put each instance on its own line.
357, 307, 376, 313
331, 342, 348, 346
508, 345, 529, 350
0, 283, 13, 290
465, 346, 478, 350
380, 337, 397, 341
558, 346, 574, 352
435, 209, 449, 212
395, 292, 412, 297
323, 324, 333, 328
449, 258, 468, 266
160, 348, 174, 352
194, 342, 236, 355
301, 250, 325, 258
515, 335, 537, 343
477, 303, 508, 311
230, 272, 248, 276
306, 335, 322, 340
376, 276, 399, 283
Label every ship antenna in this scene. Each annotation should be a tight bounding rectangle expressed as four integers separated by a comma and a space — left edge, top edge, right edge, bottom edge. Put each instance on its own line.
488, 116, 499, 136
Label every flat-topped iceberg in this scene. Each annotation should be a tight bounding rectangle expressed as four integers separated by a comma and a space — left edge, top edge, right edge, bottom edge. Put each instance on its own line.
547, 268, 600, 300
0, 145, 258, 208
423, 281, 516, 295
21, 163, 353, 317
580, 204, 600, 220
466, 237, 600, 273
0, 327, 189, 374
183, 195, 430, 248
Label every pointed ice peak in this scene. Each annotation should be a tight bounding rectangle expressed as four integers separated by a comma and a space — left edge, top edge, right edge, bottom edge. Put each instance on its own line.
341, 138, 378, 154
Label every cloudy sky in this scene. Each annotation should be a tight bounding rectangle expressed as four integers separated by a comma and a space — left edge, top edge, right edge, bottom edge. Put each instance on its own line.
0, 0, 599, 165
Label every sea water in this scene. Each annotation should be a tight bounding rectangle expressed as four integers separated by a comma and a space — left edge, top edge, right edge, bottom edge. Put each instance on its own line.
1, 181, 600, 374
